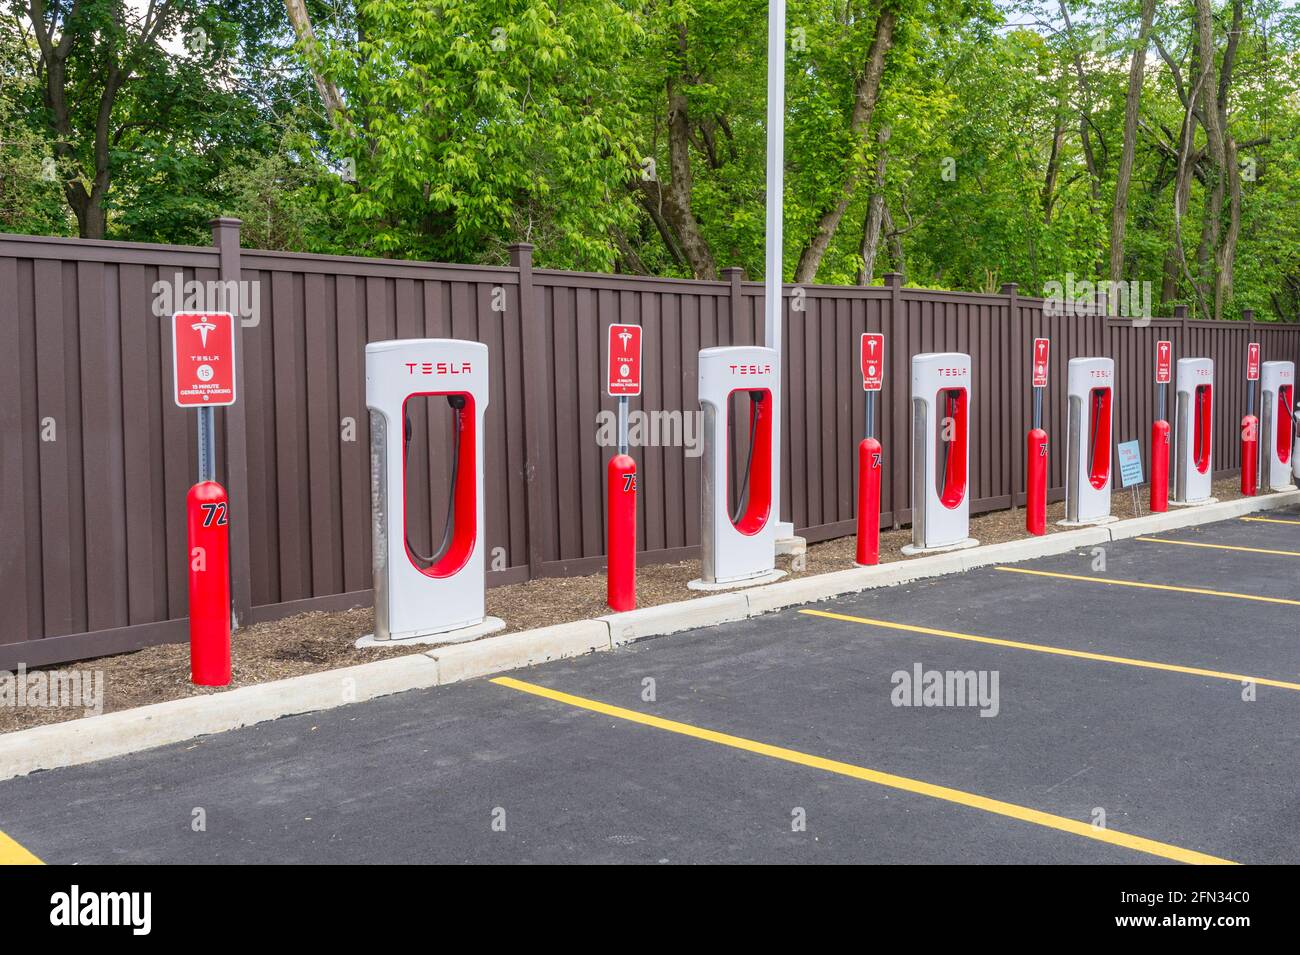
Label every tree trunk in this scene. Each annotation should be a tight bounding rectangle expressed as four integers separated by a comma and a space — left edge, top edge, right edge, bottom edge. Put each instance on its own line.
662, 66, 717, 280
794, 4, 896, 284
1057, 1, 1103, 205
882, 203, 906, 283
857, 128, 891, 284
285, 0, 346, 126
1109, 0, 1157, 283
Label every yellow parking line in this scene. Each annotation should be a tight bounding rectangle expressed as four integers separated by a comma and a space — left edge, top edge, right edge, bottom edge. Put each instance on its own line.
1136, 536, 1300, 558
799, 609, 1300, 692
994, 565, 1300, 607
1241, 516, 1300, 526
0, 829, 42, 865
492, 676, 1235, 865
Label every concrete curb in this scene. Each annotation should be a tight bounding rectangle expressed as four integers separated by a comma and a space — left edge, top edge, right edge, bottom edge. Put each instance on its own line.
2, 489, 1295, 781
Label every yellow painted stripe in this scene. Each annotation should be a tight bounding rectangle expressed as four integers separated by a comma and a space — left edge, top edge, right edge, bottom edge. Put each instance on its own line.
493, 676, 1234, 865
1136, 536, 1300, 558
0, 829, 42, 865
1241, 516, 1300, 526
799, 608, 1300, 692
995, 565, 1300, 607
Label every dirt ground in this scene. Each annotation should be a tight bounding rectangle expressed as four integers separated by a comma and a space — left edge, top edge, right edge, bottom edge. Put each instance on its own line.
1, 477, 1246, 735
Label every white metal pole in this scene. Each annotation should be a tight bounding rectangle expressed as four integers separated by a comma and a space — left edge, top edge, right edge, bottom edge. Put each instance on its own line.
765, 0, 792, 539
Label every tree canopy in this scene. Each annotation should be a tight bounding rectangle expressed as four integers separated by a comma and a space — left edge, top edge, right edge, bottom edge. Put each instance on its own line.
3, 0, 1298, 320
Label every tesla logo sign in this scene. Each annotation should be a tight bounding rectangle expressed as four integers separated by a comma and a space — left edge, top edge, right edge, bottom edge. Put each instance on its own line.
1032, 338, 1049, 388
1156, 340, 1172, 384
861, 332, 884, 392
728, 364, 773, 376
607, 323, 642, 397
173, 311, 236, 408
405, 361, 471, 375
1247, 342, 1260, 381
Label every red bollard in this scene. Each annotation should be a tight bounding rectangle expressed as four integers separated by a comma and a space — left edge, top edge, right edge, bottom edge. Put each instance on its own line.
1241, 415, 1258, 496
606, 453, 636, 611
187, 480, 231, 686
1150, 420, 1170, 512
856, 437, 882, 565
1026, 428, 1048, 535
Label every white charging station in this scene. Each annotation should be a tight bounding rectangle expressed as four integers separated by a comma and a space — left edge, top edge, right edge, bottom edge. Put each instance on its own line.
1172, 357, 1216, 506
359, 338, 504, 646
903, 353, 978, 554
1061, 357, 1116, 525
1260, 360, 1296, 491
690, 345, 785, 589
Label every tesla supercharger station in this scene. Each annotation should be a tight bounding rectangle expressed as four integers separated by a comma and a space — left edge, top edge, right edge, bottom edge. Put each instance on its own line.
1172, 357, 1216, 506
691, 345, 785, 589
1061, 357, 1116, 525
1260, 361, 1296, 491
359, 338, 504, 646
903, 353, 978, 554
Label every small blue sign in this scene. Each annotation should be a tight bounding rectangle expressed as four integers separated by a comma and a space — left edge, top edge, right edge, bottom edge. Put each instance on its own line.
1117, 440, 1144, 488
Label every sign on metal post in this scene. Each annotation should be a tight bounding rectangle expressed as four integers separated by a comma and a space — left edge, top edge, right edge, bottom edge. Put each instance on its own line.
173, 310, 236, 687
1032, 338, 1050, 388
860, 333, 884, 391
173, 311, 237, 407
1247, 342, 1261, 381
607, 324, 643, 397
1117, 440, 1144, 488
605, 323, 641, 611
1156, 341, 1172, 384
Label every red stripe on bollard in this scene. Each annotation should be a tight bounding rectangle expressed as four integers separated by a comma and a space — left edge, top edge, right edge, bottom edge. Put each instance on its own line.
607, 454, 637, 611
1026, 428, 1048, 535
187, 480, 231, 686
1241, 415, 1258, 496
856, 437, 882, 566
1150, 420, 1170, 512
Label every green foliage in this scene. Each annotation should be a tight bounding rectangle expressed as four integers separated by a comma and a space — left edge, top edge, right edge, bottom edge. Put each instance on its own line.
313, 0, 644, 268
2, 0, 1298, 318
0, 21, 69, 234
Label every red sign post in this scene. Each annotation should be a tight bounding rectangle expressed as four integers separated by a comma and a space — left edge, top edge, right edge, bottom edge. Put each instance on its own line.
606, 324, 641, 610
607, 324, 643, 397
1032, 338, 1050, 388
1156, 340, 1172, 384
856, 333, 884, 565
860, 332, 884, 392
1151, 341, 1173, 512
173, 311, 235, 685
1243, 342, 1261, 495
1025, 338, 1049, 535
173, 311, 237, 407
187, 481, 231, 685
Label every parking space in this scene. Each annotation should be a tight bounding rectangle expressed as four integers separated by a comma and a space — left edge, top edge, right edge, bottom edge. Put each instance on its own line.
0, 510, 1296, 865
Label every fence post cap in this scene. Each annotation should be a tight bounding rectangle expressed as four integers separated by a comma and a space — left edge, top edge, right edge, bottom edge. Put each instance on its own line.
1000, 282, 1018, 295
884, 272, 903, 288
1243, 308, 1255, 323
1173, 304, 1189, 318
721, 266, 746, 279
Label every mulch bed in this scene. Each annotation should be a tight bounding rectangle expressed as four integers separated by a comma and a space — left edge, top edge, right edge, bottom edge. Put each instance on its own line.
0, 477, 1245, 735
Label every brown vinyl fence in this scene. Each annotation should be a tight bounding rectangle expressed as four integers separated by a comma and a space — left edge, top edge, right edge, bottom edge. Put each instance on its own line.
2, 220, 1297, 669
